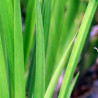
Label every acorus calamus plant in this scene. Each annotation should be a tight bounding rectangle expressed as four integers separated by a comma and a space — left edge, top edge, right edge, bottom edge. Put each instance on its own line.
0, 0, 98, 98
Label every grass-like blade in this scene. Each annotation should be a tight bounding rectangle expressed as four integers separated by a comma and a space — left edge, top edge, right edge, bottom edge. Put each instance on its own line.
59, 0, 98, 98
0, 34, 9, 98
66, 72, 79, 98
34, 0, 45, 97
14, 0, 25, 97
0, 0, 14, 97
0, 17, 8, 71
45, 0, 68, 89
53, 0, 80, 71
0, 19, 11, 97
0, 0, 14, 67
11, 0, 14, 8
24, 0, 36, 68
43, 0, 51, 53
26, 40, 36, 98
44, 38, 74, 98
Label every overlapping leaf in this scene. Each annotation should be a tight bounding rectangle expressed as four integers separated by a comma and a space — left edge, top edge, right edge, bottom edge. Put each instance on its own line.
59, 0, 98, 97
14, 0, 25, 98
34, 0, 45, 97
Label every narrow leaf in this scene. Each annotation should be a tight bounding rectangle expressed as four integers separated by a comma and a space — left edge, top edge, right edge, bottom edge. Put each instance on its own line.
44, 38, 74, 98
44, 0, 51, 53
0, 0, 14, 97
59, 0, 98, 98
26, 40, 36, 98
54, 0, 80, 71
34, 0, 45, 97
24, 0, 36, 68
14, 0, 25, 97
66, 72, 79, 98
45, 0, 68, 89
0, 34, 9, 98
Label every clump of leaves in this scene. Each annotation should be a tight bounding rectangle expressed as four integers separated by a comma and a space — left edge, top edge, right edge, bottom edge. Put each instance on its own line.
0, 0, 98, 98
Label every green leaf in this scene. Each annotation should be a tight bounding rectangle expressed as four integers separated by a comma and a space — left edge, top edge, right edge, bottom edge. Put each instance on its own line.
26, 40, 36, 98
53, 0, 80, 71
0, 34, 9, 98
14, 0, 26, 98
45, 0, 68, 89
44, 38, 74, 98
11, 0, 14, 8
24, 0, 36, 68
0, 0, 14, 97
51, 0, 55, 10
0, 0, 14, 68
0, 19, 11, 97
59, 0, 98, 98
43, 0, 51, 53
66, 72, 79, 98
34, 0, 45, 97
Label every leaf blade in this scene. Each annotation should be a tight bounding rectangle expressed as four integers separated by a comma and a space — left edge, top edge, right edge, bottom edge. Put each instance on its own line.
0, 34, 9, 98
34, 0, 45, 97
44, 38, 74, 98
59, 0, 98, 97
14, 0, 26, 97
66, 72, 79, 98
24, 0, 36, 68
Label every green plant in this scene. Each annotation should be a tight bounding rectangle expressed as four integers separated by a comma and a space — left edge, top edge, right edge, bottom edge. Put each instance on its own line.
0, 0, 97, 98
